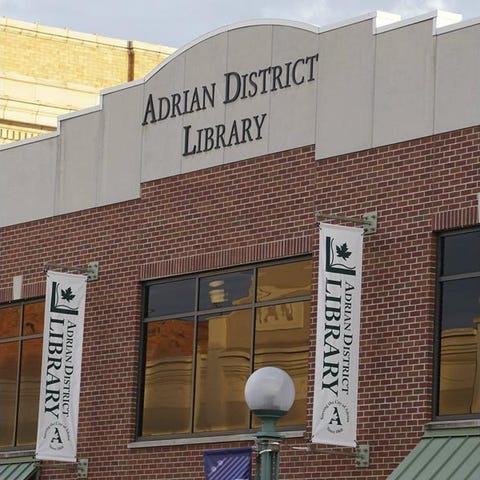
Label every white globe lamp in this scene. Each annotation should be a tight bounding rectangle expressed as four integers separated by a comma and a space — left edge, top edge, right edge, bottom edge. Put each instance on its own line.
244, 367, 296, 480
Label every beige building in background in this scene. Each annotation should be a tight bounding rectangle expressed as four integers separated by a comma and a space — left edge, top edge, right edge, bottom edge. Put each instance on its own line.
0, 17, 175, 144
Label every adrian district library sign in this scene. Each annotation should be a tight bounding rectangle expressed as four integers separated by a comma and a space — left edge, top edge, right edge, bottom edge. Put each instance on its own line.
141, 53, 319, 157
36, 271, 87, 462
312, 224, 363, 447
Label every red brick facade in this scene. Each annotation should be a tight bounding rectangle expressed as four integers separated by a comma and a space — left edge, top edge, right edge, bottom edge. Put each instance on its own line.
1, 126, 479, 479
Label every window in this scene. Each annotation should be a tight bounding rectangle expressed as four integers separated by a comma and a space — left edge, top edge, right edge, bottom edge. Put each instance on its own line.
436, 230, 480, 417
0, 300, 44, 447
139, 258, 311, 437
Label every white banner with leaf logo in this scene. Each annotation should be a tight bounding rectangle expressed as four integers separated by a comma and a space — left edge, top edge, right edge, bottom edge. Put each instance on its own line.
36, 271, 87, 462
312, 223, 363, 447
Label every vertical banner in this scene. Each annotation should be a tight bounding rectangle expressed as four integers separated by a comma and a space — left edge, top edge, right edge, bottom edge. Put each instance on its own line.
36, 271, 87, 462
204, 447, 252, 480
312, 223, 363, 447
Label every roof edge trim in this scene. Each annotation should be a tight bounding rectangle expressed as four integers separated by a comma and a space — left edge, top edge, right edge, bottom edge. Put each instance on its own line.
375, 9, 462, 35
436, 15, 480, 34
0, 131, 58, 152
143, 12, 395, 82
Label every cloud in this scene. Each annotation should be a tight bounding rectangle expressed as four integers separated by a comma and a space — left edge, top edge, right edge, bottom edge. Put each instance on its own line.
391, 0, 459, 17
259, 0, 332, 23
1, 0, 477, 47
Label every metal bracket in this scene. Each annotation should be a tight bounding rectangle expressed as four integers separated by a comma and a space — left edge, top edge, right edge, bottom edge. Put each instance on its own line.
44, 261, 99, 282
77, 458, 88, 479
362, 212, 377, 235
354, 444, 369, 467
292, 442, 369, 468
316, 211, 378, 235
86, 262, 99, 281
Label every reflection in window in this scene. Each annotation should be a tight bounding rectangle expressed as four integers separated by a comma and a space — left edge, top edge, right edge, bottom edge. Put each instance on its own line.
194, 311, 251, 432
257, 260, 311, 301
143, 318, 194, 435
0, 306, 20, 339
199, 270, 254, 310
0, 300, 44, 447
0, 342, 18, 447
17, 338, 42, 445
437, 231, 480, 416
23, 302, 44, 335
141, 258, 312, 437
254, 301, 310, 427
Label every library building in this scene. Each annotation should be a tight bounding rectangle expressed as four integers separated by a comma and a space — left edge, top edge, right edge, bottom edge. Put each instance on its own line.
0, 9, 479, 480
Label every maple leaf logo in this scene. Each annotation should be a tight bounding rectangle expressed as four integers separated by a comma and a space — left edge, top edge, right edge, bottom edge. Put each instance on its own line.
61, 287, 75, 302
336, 243, 352, 260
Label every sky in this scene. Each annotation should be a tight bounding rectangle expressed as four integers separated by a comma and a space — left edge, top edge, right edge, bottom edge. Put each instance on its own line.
1, 0, 480, 48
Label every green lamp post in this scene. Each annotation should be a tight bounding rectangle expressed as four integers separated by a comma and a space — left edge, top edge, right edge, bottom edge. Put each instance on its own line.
244, 367, 295, 480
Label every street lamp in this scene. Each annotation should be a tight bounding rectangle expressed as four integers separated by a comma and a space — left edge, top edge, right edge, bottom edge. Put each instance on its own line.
244, 367, 295, 480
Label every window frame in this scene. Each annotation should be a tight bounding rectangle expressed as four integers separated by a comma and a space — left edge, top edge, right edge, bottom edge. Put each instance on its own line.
0, 298, 45, 450
433, 228, 480, 421
136, 256, 312, 441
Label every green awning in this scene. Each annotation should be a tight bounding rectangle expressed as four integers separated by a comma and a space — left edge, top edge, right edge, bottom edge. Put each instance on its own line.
388, 427, 480, 480
0, 458, 39, 480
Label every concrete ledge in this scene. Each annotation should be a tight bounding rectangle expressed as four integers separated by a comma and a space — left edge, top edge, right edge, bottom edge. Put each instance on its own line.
128, 430, 305, 448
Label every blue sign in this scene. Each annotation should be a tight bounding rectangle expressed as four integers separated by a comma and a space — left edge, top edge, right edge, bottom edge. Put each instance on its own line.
204, 447, 252, 480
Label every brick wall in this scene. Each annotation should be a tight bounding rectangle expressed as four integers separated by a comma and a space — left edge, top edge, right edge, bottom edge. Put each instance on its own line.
0, 19, 173, 89
0, 126, 478, 479
0, 18, 174, 143
1, 27, 123, 88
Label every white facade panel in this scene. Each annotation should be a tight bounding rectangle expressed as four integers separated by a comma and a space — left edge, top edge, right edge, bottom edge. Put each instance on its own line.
315, 19, 375, 159
101, 85, 143, 204
434, 25, 480, 134
0, 137, 57, 226
56, 111, 102, 214
268, 26, 318, 155
373, 20, 436, 147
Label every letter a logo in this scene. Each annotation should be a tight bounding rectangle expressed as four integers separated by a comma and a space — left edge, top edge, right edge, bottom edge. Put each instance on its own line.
51, 427, 64, 446
329, 407, 343, 426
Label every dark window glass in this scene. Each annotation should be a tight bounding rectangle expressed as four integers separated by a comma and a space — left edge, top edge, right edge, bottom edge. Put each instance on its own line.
199, 270, 253, 310
441, 231, 480, 276
437, 231, 480, 417
0, 300, 44, 448
441, 278, 480, 330
140, 258, 311, 438
147, 279, 196, 317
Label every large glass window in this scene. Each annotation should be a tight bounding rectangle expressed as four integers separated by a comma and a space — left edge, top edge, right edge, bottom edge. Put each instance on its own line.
139, 258, 311, 437
0, 300, 44, 447
436, 230, 480, 417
